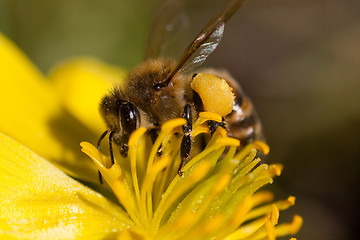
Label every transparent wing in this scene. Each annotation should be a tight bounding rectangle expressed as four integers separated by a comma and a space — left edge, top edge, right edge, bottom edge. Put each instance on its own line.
159, 0, 246, 87
181, 23, 224, 73
145, 0, 190, 60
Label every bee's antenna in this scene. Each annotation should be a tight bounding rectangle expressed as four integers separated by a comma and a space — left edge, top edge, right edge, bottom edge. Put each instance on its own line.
97, 129, 109, 150
97, 129, 109, 184
109, 130, 115, 165
95, 130, 115, 184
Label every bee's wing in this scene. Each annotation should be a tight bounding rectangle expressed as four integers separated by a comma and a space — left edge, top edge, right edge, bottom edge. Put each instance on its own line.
159, 0, 246, 87
180, 23, 224, 73
144, 0, 190, 60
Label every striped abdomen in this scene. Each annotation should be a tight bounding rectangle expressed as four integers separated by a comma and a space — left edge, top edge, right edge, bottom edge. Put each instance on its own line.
225, 78, 263, 147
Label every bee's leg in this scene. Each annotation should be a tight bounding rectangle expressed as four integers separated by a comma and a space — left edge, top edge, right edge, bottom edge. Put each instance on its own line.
179, 104, 192, 176
208, 120, 219, 135
97, 129, 109, 184
149, 128, 162, 157
208, 117, 226, 135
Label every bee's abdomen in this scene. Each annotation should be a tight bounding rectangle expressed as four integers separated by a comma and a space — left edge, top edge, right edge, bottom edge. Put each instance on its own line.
225, 87, 263, 147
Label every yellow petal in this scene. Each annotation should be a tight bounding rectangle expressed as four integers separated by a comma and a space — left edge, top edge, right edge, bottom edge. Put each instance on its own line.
49, 57, 127, 133
0, 33, 59, 151
0, 34, 62, 166
0, 131, 131, 239
0, 33, 101, 183
48, 58, 127, 183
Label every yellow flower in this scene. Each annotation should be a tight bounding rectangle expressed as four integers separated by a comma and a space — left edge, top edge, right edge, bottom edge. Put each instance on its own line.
0, 33, 302, 239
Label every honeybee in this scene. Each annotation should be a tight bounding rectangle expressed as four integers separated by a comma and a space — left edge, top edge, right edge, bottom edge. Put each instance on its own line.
98, 0, 262, 177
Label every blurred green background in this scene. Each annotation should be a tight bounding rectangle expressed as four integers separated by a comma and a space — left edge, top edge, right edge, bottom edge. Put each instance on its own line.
1, 0, 359, 239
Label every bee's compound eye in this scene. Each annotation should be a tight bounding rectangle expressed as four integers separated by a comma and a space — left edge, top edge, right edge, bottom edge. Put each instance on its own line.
120, 102, 140, 134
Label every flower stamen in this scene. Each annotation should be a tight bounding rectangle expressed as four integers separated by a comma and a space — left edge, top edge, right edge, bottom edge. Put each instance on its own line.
80, 112, 302, 239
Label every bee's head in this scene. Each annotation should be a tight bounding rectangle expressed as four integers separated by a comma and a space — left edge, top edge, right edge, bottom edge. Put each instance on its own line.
99, 94, 141, 156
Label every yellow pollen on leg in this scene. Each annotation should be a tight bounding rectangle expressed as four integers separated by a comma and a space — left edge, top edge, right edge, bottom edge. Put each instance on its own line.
199, 112, 223, 123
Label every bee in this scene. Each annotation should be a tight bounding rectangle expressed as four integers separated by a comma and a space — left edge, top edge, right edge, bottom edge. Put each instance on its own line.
98, 0, 262, 178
